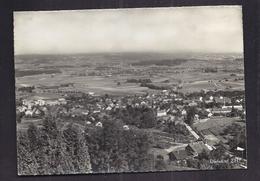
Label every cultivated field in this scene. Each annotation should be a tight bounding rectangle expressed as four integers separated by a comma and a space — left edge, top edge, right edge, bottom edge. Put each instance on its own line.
15, 52, 245, 96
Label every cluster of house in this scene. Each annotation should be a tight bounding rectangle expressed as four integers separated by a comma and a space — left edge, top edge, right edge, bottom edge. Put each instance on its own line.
150, 140, 213, 165
152, 139, 245, 168
16, 88, 245, 135
121, 90, 245, 124
16, 95, 67, 117
170, 141, 212, 161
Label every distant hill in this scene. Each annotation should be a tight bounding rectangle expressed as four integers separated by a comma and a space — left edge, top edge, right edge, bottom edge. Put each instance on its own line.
15, 52, 243, 66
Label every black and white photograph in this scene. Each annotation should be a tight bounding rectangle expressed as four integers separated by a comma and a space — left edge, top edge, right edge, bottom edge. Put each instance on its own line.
14, 6, 247, 176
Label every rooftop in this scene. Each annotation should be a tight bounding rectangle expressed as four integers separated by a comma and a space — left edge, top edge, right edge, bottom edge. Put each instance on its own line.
187, 141, 210, 154
169, 149, 191, 160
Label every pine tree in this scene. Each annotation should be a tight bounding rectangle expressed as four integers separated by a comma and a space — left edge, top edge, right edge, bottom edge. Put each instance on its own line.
17, 131, 38, 175
42, 116, 58, 139
185, 107, 196, 125
27, 123, 39, 152
63, 123, 92, 174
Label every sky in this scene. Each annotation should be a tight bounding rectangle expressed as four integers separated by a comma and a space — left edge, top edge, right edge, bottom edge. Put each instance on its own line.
14, 6, 243, 55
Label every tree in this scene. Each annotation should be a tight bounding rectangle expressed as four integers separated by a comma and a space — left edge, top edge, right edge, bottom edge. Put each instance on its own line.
17, 131, 38, 175
222, 123, 246, 157
121, 129, 153, 172
187, 158, 199, 168
27, 123, 39, 151
198, 149, 210, 160
63, 124, 92, 173
210, 145, 226, 159
140, 107, 157, 128
230, 106, 238, 117
42, 116, 58, 139
185, 107, 196, 125
164, 120, 189, 136
77, 136, 92, 173
111, 106, 157, 129
164, 121, 176, 134
16, 111, 23, 123
85, 118, 127, 172
85, 118, 153, 173
155, 155, 167, 171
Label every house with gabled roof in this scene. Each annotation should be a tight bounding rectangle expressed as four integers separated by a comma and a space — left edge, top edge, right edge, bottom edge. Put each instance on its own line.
168, 149, 192, 161
185, 141, 210, 157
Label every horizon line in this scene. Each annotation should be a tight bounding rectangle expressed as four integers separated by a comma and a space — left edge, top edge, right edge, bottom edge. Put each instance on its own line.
14, 51, 244, 56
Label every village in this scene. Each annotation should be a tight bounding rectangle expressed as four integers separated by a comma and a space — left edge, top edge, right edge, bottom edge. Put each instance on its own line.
16, 83, 247, 170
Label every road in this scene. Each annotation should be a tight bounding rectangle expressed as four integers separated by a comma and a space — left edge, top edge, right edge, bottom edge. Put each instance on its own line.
165, 143, 188, 153
184, 123, 200, 140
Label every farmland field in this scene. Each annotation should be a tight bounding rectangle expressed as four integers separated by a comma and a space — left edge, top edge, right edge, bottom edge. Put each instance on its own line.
15, 52, 244, 96
193, 116, 246, 144
193, 116, 242, 132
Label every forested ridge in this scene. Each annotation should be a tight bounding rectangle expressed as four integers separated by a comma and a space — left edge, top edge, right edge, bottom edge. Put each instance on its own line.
17, 115, 155, 175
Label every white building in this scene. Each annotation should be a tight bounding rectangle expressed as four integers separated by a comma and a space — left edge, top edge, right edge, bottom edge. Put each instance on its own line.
157, 110, 167, 117
95, 122, 103, 127
86, 121, 91, 125
106, 106, 112, 111
208, 112, 213, 117
88, 92, 95, 96
36, 99, 45, 106
58, 98, 67, 104
25, 110, 33, 117
181, 109, 187, 116
123, 125, 130, 130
